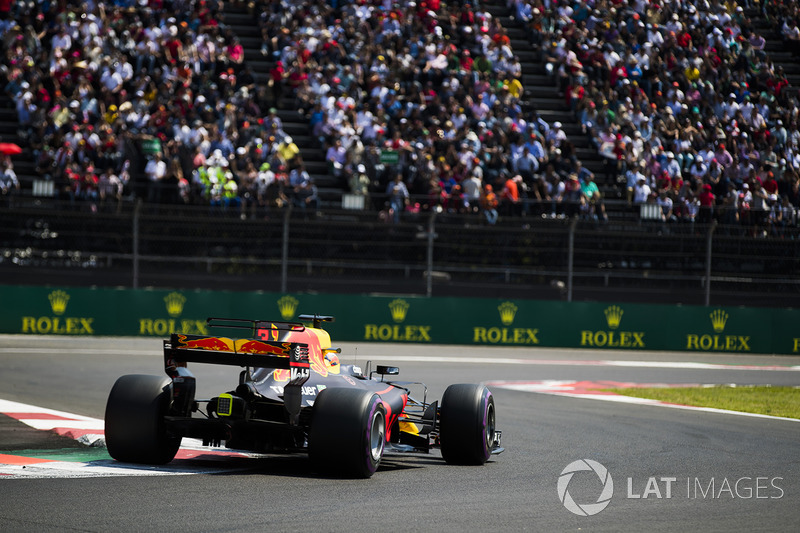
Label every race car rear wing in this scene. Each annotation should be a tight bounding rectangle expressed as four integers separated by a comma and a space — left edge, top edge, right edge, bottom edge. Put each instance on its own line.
163, 329, 310, 424
164, 316, 315, 374
164, 333, 309, 371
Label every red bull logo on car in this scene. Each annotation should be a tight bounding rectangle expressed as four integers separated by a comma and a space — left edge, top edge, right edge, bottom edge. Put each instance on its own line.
235, 339, 291, 356
175, 335, 235, 351
173, 335, 293, 356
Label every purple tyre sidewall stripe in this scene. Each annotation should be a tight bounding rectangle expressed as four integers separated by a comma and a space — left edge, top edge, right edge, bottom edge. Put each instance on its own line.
365, 396, 382, 473
481, 389, 492, 458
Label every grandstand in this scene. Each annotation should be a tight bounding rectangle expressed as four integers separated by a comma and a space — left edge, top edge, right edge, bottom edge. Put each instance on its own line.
2, 1, 799, 217
1, 0, 799, 305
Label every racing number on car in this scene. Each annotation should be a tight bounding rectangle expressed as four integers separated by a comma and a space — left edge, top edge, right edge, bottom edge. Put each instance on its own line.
257, 325, 280, 342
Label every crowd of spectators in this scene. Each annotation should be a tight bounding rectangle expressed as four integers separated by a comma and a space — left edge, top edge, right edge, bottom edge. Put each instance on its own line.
538, 0, 800, 235
259, 0, 611, 223
0, 0, 799, 235
259, 0, 522, 222
0, 0, 583, 224
0, 0, 314, 218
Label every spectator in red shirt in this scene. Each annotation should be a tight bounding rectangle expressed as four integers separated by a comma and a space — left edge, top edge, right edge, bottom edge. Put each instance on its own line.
164, 31, 183, 65
698, 183, 715, 225
226, 36, 245, 66
269, 60, 286, 106
459, 50, 473, 71
763, 171, 779, 196
287, 61, 308, 92
492, 28, 511, 47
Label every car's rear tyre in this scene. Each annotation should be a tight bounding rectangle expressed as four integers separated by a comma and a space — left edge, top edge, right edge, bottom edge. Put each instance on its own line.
104, 374, 182, 465
308, 388, 386, 478
439, 383, 495, 465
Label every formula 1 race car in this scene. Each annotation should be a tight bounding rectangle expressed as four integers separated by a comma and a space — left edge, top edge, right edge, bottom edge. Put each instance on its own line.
104, 315, 503, 477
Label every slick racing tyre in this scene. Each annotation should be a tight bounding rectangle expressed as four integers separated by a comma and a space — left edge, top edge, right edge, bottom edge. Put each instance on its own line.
309, 388, 386, 478
439, 383, 496, 465
105, 374, 182, 465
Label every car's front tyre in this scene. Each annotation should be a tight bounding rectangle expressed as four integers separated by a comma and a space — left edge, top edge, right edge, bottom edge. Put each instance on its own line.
439, 383, 496, 465
104, 374, 182, 464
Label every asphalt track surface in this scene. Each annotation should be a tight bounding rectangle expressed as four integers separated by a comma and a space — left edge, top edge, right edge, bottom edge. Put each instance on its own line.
0, 335, 799, 532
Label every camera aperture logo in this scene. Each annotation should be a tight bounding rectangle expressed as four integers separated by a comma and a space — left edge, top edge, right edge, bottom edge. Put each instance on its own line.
557, 459, 614, 516
557, 460, 785, 516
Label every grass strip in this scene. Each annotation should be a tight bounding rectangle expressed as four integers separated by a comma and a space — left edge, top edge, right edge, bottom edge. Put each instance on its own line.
0, 448, 111, 462
603, 386, 800, 420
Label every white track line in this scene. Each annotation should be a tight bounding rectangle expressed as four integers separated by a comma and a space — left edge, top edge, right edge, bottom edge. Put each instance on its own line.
384, 355, 800, 371
487, 380, 800, 422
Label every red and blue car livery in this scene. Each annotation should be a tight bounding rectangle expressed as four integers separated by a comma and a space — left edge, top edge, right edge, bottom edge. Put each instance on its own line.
105, 315, 502, 477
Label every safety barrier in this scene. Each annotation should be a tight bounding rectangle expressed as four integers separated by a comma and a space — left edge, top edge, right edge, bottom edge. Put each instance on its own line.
3, 285, 799, 355
2, 201, 799, 309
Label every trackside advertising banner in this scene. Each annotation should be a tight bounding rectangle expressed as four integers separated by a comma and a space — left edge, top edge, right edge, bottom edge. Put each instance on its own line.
1, 285, 799, 354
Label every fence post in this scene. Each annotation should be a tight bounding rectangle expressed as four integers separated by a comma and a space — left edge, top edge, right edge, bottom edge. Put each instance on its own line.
704, 220, 718, 306
426, 211, 437, 297
567, 217, 577, 302
281, 205, 292, 294
132, 200, 141, 289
